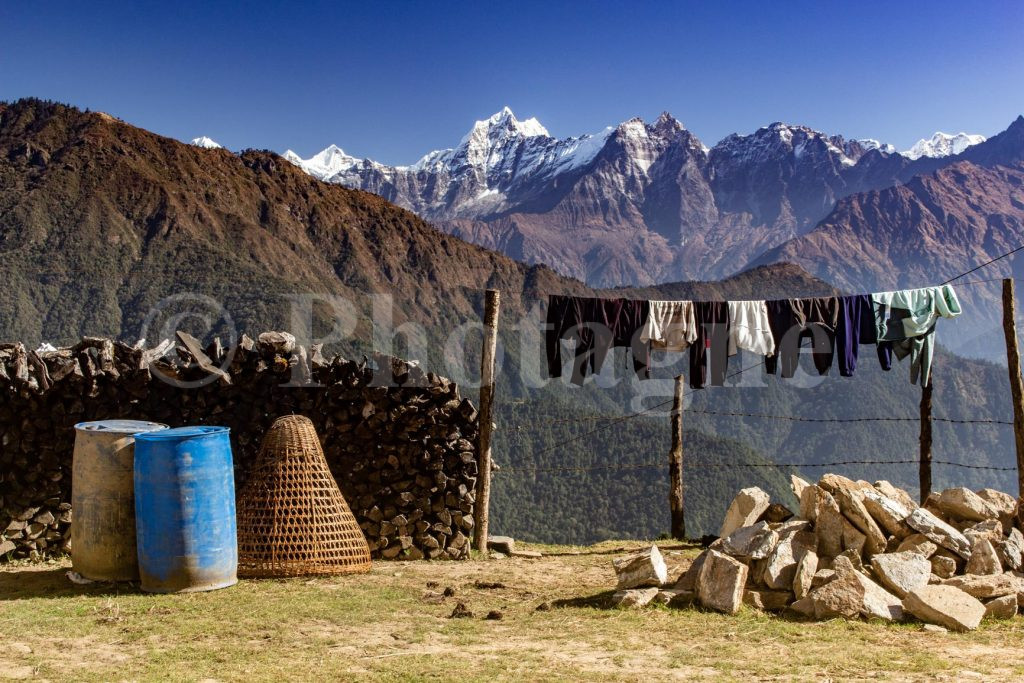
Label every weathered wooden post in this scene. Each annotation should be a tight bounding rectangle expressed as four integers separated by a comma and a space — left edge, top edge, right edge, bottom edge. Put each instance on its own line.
474, 289, 500, 553
919, 380, 933, 504
1002, 278, 1024, 496
668, 375, 686, 540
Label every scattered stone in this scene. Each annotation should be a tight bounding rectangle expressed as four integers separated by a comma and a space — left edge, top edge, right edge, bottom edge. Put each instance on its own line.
790, 475, 810, 500
831, 487, 888, 555
449, 602, 474, 618
759, 503, 794, 524
721, 521, 778, 560
799, 483, 819, 522
793, 550, 818, 600
936, 487, 998, 523
896, 534, 938, 558
815, 489, 844, 557
872, 552, 931, 598
811, 569, 836, 589
861, 489, 913, 540
995, 528, 1024, 571
906, 508, 972, 559
654, 588, 694, 607
983, 594, 1018, 620
836, 550, 865, 574
964, 519, 1003, 546
719, 487, 771, 538
487, 536, 516, 554
849, 569, 904, 621
613, 545, 668, 590
743, 589, 793, 612
964, 538, 1002, 576
9, 643, 32, 655
697, 550, 748, 615
922, 623, 948, 633
976, 488, 1017, 520
930, 555, 957, 579
509, 550, 543, 559
421, 590, 446, 604
612, 587, 660, 609
485, 610, 503, 620
942, 572, 1024, 599
841, 518, 867, 557
762, 530, 816, 590
797, 566, 863, 620
903, 585, 985, 632
674, 552, 706, 591
874, 480, 918, 512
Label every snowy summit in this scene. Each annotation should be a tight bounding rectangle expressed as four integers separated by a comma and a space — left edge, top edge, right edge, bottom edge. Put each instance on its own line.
902, 131, 985, 160
190, 136, 223, 149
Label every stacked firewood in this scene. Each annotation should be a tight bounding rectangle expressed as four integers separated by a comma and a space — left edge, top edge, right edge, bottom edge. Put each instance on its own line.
0, 333, 479, 561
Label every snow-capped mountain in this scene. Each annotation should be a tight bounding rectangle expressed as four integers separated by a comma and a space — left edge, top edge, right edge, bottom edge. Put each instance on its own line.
190, 136, 222, 149
902, 131, 985, 160
857, 138, 897, 154
283, 110, 1014, 287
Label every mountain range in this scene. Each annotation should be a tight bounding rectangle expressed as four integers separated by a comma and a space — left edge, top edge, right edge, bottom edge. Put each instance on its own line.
278, 108, 1015, 289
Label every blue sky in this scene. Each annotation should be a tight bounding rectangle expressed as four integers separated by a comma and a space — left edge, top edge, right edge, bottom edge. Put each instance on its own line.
3, 1, 1023, 164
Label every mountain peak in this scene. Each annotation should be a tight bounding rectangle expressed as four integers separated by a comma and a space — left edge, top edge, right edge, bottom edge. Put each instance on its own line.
190, 136, 222, 149
460, 108, 549, 146
902, 131, 985, 160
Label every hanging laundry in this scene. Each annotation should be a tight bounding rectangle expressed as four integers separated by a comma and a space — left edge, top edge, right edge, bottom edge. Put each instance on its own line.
727, 300, 775, 357
872, 285, 962, 386
689, 301, 730, 389
765, 297, 840, 378
640, 300, 697, 352
836, 294, 878, 377
545, 295, 649, 385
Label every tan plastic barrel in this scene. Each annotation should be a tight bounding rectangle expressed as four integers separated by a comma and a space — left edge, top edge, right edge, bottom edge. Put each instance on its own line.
71, 420, 167, 581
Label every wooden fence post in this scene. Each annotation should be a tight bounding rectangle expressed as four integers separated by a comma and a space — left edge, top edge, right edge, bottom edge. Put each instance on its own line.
919, 380, 933, 504
474, 289, 500, 554
668, 375, 686, 540
1002, 278, 1024, 497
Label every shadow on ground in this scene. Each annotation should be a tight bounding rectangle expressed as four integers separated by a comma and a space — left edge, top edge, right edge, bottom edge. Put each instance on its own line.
0, 567, 144, 600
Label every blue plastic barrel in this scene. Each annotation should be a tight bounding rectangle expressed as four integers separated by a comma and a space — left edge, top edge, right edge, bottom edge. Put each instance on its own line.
133, 426, 238, 593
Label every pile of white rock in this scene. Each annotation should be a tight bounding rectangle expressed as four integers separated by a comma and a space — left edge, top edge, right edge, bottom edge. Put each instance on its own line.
611, 475, 1024, 631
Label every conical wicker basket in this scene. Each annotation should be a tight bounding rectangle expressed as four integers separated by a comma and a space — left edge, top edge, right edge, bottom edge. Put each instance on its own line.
237, 415, 372, 577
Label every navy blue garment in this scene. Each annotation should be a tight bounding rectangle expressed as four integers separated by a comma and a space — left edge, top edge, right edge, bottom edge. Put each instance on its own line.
545, 296, 649, 385
836, 294, 878, 377
689, 301, 730, 389
765, 298, 839, 378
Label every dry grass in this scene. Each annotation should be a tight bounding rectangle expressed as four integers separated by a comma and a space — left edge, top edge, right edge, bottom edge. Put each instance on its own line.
2, 541, 1024, 681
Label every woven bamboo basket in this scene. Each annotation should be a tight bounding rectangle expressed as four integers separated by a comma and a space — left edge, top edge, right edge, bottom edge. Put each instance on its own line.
237, 415, 372, 577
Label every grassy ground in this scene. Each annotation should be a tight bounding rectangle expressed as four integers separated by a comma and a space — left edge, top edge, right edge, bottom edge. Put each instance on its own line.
2, 541, 1024, 682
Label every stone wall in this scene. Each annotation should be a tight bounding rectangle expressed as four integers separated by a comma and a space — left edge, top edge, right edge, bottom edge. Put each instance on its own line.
0, 333, 479, 561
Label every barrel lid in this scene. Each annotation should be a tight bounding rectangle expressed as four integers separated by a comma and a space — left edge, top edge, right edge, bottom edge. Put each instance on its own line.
74, 420, 168, 434
134, 426, 230, 441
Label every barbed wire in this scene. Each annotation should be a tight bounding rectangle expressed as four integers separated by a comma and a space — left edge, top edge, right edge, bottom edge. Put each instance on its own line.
498, 458, 1018, 475
512, 410, 1012, 426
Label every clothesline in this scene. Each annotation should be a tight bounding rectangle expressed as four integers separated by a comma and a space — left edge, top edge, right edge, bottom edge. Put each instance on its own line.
547, 285, 961, 390
522, 243, 1024, 463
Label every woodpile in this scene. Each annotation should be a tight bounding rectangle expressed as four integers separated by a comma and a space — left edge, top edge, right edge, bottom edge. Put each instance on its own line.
612, 475, 1024, 631
0, 334, 479, 562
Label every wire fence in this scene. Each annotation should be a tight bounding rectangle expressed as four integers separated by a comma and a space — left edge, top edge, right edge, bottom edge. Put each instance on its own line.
495, 246, 1024, 479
